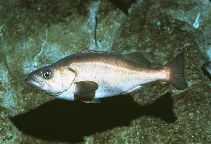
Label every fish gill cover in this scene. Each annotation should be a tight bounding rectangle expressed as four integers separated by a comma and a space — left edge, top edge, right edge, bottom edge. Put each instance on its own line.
0, 0, 210, 143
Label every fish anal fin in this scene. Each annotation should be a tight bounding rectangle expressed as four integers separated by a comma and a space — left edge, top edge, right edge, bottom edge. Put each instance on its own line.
124, 52, 151, 68
123, 86, 143, 94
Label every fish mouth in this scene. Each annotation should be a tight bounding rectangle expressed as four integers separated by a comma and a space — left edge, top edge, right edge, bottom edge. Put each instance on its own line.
25, 76, 42, 89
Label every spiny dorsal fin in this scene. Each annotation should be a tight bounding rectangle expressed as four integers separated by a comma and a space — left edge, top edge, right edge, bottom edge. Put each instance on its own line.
80, 49, 111, 54
124, 52, 151, 68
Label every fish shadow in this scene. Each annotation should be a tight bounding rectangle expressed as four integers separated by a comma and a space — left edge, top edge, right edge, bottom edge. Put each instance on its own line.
11, 92, 176, 143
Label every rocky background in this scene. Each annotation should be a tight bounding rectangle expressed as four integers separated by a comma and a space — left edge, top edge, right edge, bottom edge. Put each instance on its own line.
0, 0, 210, 143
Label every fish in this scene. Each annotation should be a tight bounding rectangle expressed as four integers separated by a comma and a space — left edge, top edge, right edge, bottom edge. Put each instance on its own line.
25, 50, 188, 103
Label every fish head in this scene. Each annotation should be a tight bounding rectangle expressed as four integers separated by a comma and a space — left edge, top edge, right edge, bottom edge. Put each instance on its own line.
25, 65, 76, 96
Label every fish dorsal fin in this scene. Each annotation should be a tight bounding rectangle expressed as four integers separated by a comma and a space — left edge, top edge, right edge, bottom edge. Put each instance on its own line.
80, 49, 111, 54
124, 52, 151, 68
74, 81, 98, 102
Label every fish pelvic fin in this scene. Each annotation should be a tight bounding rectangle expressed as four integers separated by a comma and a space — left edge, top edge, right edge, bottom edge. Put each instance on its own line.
165, 52, 188, 90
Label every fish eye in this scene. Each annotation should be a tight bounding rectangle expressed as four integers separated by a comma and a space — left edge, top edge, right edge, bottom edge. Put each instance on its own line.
41, 69, 53, 79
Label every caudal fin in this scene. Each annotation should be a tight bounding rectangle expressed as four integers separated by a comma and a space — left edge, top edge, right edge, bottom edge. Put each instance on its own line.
165, 52, 188, 90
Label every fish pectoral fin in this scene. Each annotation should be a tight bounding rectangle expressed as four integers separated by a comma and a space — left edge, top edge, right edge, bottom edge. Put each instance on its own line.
74, 81, 98, 101
74, 81, 98, 95
74, 81, 99, 102
74, 94, 95, 102
124, 52, 151, 68
74, 94, 101, 103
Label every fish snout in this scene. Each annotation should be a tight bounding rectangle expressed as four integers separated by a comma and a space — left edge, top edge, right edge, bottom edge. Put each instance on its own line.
24, 77, 32, 84
25, 76, 42, 88
25, 76, 35, 84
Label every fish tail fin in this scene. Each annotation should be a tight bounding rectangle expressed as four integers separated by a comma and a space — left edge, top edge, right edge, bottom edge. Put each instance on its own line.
165, 52, 188, 90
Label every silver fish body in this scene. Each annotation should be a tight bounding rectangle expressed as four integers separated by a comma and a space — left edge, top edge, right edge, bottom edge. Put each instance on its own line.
25, 51, 187, 102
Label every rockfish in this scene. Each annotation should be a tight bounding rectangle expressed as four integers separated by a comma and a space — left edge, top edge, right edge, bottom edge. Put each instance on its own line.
25, 50, 187, 103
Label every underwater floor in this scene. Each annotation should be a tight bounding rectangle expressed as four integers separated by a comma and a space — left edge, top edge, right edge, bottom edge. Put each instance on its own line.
0, 0, 210, 143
